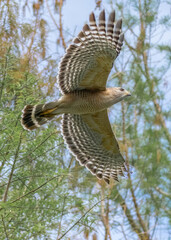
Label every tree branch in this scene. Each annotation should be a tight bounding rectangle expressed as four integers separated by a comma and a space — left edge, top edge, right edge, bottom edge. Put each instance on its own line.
117, 191, 144, 240
1, 215, 9, 240
10, 176, 58, 204
155, 187, 171, 198
2, 131, 22, 202
0, 176, 58, 212
58, 197, 107, 240
46, 0, 66, 50
101, 188, 112, 240
59, 0, 67, 49
56, 195, 67, 240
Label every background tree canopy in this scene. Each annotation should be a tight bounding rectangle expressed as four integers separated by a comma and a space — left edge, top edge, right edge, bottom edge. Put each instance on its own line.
0, 0, 170, 239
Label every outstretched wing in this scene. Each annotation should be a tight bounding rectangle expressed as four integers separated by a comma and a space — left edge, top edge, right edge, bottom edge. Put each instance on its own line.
58, 10, 124, 94
62, 110, 126, 184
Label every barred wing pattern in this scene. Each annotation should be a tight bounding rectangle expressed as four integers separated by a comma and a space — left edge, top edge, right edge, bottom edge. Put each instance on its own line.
21, 10, 127, 183
62, 111, 126, 183
57, 10, 124, 93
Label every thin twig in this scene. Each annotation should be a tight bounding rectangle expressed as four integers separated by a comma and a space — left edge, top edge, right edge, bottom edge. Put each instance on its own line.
155, 187, 171, 198
151, 216, 158, 239
19, 131, 59, 162
120, 222, 128, 240
117, 191, 144, 240
46, 0, 66, 49
58, 197, 107, 240
2, 131, 22, 202
10, 176, 57, 204
1, 215, 9, 240
0, 176, 58, 212
100, 189, 112, 240
0, 47, 10, 101
59, 0, 66, 49
56, 195, 67, 240
46, 0, 60, 30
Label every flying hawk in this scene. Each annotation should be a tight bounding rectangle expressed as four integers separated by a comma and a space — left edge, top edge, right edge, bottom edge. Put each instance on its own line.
21, 10, 131, 184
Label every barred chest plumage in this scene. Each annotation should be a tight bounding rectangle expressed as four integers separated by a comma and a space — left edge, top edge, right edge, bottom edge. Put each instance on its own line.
55, 88, 128, 115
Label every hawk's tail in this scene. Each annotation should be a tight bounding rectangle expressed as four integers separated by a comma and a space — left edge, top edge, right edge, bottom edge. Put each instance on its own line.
21, 102, 59, 131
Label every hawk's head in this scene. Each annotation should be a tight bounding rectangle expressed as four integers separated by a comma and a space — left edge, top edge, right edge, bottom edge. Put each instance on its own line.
107, 87, 131, 105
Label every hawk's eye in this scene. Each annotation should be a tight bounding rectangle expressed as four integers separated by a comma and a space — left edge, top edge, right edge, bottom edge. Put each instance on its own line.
120, 88, 124, 91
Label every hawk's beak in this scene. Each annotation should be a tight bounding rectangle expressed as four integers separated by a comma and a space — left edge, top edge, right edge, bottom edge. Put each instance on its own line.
125, 90, 131, 96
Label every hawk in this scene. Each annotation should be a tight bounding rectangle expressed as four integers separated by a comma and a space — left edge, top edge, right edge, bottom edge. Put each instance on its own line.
21, 10, 131, 184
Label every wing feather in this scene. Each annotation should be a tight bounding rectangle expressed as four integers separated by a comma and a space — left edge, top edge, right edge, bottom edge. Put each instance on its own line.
62, 110, 126, 183
57, 10, 124, 94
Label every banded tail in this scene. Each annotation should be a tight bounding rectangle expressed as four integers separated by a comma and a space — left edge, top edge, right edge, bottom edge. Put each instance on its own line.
21, 102, 59, 131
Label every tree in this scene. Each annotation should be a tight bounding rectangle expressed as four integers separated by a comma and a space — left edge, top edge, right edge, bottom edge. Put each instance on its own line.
0, 0, 170, 239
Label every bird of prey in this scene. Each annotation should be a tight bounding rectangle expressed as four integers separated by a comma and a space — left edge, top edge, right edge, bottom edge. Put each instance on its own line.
21, 10, 131, 184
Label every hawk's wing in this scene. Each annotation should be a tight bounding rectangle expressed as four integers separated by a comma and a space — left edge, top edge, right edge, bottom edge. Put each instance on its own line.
62, 110, 126, 184
57, 10, 124, 94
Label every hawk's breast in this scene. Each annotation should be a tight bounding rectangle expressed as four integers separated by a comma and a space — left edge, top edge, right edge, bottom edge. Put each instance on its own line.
58, 89, 114, 115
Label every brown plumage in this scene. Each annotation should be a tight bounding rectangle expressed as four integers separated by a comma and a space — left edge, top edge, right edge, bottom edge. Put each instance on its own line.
21, 10, 131, 184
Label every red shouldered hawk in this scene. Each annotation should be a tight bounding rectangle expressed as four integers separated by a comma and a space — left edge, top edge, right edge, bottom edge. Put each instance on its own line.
21, 10, 131, 184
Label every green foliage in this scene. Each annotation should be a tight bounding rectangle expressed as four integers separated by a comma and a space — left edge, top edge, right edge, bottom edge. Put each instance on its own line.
0, 0, 170, 239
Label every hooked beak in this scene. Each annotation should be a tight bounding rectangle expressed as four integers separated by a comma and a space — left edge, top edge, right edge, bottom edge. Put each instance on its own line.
125, 90, 131, 97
